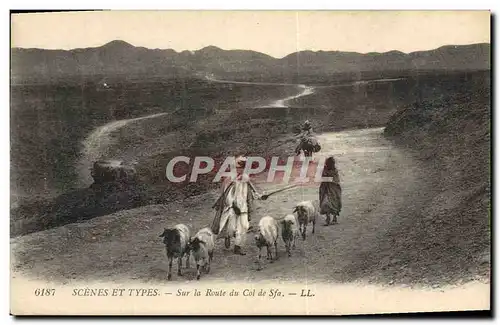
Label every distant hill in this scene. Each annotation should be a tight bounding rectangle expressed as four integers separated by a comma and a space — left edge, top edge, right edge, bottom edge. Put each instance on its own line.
11, 41, 490, 83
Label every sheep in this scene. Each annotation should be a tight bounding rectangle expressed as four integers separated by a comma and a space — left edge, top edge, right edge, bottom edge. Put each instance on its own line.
254, 216, 280, 271
188, 227, 215, 280
280, 214, 299, 257
159, 224, 191, 281
293, 200, 318, 240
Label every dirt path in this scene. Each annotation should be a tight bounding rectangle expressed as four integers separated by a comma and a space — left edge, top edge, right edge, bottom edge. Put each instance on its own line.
11, 127, 438, 287
74, 75, 402, 189
271, 85, 315, 107
76, 112, 169, 187
75, 76, 312, 188
205, 75, 315, 108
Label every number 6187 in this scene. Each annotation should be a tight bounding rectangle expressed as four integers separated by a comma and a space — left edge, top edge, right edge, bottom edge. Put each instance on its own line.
34, 289, 55, 296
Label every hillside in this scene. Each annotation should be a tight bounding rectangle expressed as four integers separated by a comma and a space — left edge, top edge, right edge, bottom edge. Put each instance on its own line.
11, 70, 490, 240
10, 78, 295, 207
370, 69, 491, 285
10, 76, 408, 237
10, 71, 491, 288
11, 41, 490, 84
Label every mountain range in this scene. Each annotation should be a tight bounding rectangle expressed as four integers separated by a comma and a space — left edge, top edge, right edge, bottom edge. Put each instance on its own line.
11, 40, 491, 83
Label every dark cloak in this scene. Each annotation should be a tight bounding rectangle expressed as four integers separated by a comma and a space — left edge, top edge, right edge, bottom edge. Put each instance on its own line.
319, 157, 342, 216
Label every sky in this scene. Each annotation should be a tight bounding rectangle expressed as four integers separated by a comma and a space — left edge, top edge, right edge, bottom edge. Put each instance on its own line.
11, 10, 491, 58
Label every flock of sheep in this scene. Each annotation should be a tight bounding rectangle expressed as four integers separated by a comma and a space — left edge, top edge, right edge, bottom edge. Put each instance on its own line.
159, 200, 319, 280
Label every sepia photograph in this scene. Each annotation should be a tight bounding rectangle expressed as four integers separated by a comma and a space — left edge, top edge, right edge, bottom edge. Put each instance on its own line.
9, 10, 491, 316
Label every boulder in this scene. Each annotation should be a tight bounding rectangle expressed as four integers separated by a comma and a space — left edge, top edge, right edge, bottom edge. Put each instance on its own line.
91, 159, 137, 185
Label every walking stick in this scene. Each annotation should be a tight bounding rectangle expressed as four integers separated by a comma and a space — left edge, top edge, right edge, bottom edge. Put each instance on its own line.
246, 183, 302, 233
260, 183, 301, 200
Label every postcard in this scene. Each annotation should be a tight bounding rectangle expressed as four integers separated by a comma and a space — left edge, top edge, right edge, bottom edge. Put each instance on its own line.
10, 10, 491, 316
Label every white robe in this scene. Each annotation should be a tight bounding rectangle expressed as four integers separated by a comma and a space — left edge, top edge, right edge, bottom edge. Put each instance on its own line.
218, 174, 251, 246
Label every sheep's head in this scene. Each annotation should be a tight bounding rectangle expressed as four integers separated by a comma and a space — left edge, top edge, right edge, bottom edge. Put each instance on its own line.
188, 237, 206, 252
281, 219, 294, 239
254, 234, 265, 248
282, 219, 293, 230
159, 228, 180, 247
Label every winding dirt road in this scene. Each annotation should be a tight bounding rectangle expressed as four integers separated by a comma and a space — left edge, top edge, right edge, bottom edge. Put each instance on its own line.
205, 75, 316, 108
77, 112, 169, 187
76, 76, 313, 188
10, 77, 489, 315
12, 127, 425, 283
75, 75, 405, 188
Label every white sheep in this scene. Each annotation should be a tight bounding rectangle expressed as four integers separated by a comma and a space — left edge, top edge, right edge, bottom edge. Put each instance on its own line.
188, 227, 215, 280
254, 216, 280, 270
280, 214, 299, 256
293, 200, 318, 240
159, 223, 191, 281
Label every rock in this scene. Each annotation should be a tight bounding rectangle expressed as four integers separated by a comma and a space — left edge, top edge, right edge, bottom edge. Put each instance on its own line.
91, 159, 137, 185
389, 280, 394, 285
